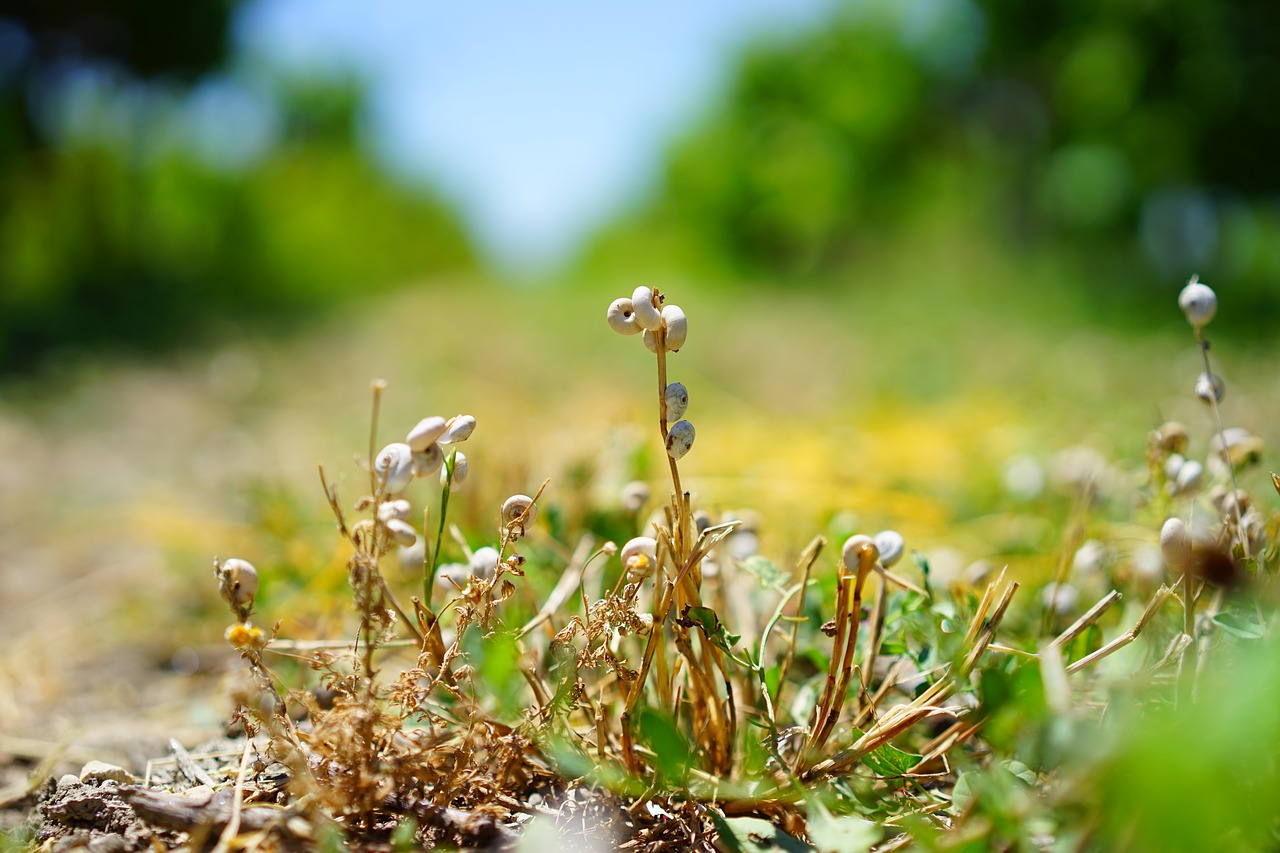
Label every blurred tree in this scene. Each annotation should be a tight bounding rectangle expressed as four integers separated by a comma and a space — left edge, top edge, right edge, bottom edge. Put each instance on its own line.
0, 1, 473, 372
584, 0, 1280, 312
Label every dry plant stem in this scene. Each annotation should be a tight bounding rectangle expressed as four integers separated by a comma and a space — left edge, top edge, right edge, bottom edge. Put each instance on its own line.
807, 576, 1019, 781
862, 577, 889, 692
369, 379, 385, 498
1066, 584, 1174, 674
518, 536, 597, 639
1195, 324, 1250, 560
777, 536, 825, 697
209, 739, 253, 853
1049, 590, 1123, 650
806, 547, 876, 759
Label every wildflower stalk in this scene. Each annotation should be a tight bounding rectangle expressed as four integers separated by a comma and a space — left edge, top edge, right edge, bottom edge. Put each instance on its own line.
427, 448, 460, 607
1192, 322, 1250, 560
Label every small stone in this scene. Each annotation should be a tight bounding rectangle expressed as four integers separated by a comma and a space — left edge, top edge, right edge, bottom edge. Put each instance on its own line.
79, 760, 135, 785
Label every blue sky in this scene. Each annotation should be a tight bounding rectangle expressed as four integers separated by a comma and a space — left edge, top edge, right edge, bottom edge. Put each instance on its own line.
234, 0, 843, 271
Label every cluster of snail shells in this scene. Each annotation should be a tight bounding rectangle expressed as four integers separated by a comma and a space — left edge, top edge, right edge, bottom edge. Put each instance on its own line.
374, 413, 476, 497
607, 286, 688, 353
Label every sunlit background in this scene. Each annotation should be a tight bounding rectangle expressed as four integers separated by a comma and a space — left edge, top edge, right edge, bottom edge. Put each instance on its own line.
2, 0, 1278, 756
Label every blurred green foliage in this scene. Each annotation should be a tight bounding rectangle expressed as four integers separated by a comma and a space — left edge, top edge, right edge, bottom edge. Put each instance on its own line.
585, 0, 1280, 315
0, 3, 472, 372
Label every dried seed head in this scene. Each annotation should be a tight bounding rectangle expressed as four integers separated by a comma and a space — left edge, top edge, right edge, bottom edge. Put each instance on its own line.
873, 530, 905, 568
1178, 280, 1217, 328
377, 499, 412, 523
440, 414, 476, 445
443, 452, 468, 492
607, 297, 641, 336
1159, 517, 1191, 568
631, 286, 664, 332
664, 382, 689, 422
470, 546, 500, 581
841, 535, 879, 574
216, 558, 258, 620
620, 536, 658, 578
1153, 421, 1190, 455
621, 481, 650, 513
412, 443, 444, 477
665, 419, 696, 460
406, 416, 448, 451
1195, 372, 1225, 404
374, 442, 415, 495
501, 494, 537, 537
384, 518, 417, 547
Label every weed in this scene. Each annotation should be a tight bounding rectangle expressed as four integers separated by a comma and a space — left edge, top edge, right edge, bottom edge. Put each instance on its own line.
194, 279, 1277, 851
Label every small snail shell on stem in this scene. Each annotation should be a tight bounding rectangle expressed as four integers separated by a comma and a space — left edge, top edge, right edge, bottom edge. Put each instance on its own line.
384, 518, 417, 547
607, 298, 641, 336
378, 499, 412, 523
412, 443, 444, 477
216, 558, 258, 621
440, 415, 476, 446
873, 530, 905, 568
374, 443, 415, 495
501, 494, 538, 538
443, 452, 468, 492
665, 419, 696, 460
643, 305, 688, 353
664, 382, 689, 421
1195, 372, 1225, 404
630, 286, 663, 332
406, 416, 448, 451
1178, 280, 1217, 329
620, 536, 658, 579
841, 535, 880, 584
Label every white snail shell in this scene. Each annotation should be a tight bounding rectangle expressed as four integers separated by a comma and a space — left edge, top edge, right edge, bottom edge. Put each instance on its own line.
440, 414, 476, 445
443, 451, 468, 492
1178, 281, 1217, 328
664, 382, 689, 422
873, 530, 905, 568
607, 297, 641, 336
620, 536, 658, 577
642, 305, 689, 353
631, 286, 663, 332
1195, 372, 1225, 404
406, 416, 448, 451
665, 419, 696, 460
501, 494, 537, 536
412, 443, 444, 477
374, 443, 415, 495
384, 518, 418, 547
470, 546, 500, 581
217, 558, 258, 616
841, 534, 879, 569
377, 499, 412, 523
1159, 517, 1191, 568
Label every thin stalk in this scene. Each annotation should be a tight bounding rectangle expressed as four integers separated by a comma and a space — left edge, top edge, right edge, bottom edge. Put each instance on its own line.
427, 448, 459, 607
1196, 323, 1251, 559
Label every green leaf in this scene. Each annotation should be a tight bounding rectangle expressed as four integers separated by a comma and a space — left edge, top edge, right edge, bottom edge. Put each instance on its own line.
858, 738, 923, 777
713, 815, 815, 853
741, 555, 788, 589
635, 706, 695, 785
677, 605, 742, 653
807, 802, 879, 853
1213, 612, 1264, 640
